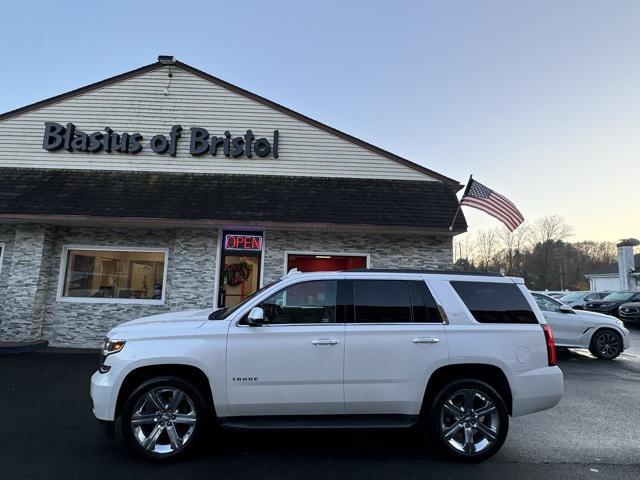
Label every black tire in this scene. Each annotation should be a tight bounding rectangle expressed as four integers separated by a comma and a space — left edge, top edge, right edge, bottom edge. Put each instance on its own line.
427, 379, 509, 462
589, 329, 622, 360
121, 376, 208, 461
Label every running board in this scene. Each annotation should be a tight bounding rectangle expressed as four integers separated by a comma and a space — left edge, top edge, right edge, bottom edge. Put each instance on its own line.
218, 414, 419, 430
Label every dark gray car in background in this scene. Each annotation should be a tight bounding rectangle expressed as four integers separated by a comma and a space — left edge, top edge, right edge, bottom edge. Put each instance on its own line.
560, 291, 610, 310
619, 302, 640, 324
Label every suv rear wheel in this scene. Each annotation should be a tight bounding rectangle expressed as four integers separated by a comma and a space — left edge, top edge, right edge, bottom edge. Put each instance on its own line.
121, 376, 207, 460
428, 379, 508, 462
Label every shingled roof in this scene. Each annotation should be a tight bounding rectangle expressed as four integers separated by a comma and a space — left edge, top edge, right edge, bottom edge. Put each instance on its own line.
0, 169, 466, 232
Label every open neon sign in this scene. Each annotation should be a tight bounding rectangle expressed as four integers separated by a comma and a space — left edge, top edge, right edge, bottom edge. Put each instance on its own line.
224, 234, 263, 252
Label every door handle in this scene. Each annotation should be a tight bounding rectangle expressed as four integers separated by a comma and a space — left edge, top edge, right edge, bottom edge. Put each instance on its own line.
412, 337, 440, 344
311, 339, 340, 346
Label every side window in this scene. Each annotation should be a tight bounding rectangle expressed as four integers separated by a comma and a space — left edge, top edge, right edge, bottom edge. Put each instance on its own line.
353, 280, 412, 323
451, 281, 538, 324
532, 293, 560, 312
257, 280, 337, 324
585, 293, 598, 301
410, 281, 442, 323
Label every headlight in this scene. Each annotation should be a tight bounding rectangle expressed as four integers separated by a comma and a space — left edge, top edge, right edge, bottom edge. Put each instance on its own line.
101, 338, 126, 356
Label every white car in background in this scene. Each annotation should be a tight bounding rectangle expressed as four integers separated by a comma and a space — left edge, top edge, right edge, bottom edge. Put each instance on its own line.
531, 292, 630, 359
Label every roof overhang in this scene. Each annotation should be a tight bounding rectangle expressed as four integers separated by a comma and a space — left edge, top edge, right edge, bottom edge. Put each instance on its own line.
0, 169, 467, 234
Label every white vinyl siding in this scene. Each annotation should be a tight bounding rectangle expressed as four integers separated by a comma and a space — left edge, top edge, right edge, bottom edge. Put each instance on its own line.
0, 67, 435, 181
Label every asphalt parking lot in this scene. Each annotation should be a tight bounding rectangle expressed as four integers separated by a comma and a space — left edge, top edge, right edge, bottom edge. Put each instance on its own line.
1, 326, 639, 480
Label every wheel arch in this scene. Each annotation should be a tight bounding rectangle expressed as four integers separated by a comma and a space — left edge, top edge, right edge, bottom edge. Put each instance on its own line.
421, 363, 513, 415
115, 364, 215, 419
590, 325, 623, 340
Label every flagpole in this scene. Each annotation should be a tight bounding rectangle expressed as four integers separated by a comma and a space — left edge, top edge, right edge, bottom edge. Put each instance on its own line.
448, 174, 473, 232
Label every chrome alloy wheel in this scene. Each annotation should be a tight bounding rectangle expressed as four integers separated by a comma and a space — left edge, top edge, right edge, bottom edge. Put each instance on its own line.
439, 388, 499, 455
130, 387, 197, 454
595, 331, 620, 358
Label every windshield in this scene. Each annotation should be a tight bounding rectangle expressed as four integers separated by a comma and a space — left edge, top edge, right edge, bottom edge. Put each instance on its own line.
602, 292, 634, 301
210, 279, 283, 320
561, 292, 587, 301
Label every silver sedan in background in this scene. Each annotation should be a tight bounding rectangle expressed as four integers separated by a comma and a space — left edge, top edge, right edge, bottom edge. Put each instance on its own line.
531, 292, 630, 359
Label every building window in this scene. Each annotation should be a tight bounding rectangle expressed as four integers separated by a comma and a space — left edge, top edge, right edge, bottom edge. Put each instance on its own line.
285, 252, 369, 273
59, 247, 168, 304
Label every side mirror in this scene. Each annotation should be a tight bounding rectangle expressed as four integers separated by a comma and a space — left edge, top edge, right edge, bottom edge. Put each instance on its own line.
559, 305, 574, 314
247, 306, 265, 326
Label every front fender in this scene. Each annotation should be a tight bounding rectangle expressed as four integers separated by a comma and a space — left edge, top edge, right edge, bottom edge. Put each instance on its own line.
92, 333, 227, 421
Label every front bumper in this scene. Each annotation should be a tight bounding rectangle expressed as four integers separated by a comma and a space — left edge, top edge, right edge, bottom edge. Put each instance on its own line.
622, 327, 631, 351
90, 369, 119, 421
511, 366, 564, 417
619, 312, 640, 323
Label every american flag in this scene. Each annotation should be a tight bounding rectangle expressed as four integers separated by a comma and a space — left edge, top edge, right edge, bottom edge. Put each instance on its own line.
460, 179, 524, 231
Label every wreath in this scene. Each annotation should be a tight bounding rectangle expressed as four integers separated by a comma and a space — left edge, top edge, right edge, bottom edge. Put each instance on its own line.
224, 261, 252, 287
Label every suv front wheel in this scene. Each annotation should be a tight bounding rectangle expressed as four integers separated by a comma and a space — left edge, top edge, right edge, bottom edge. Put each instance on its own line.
428, 379, 509, 462
121, 376, 207, 460
589, 329, 622, 360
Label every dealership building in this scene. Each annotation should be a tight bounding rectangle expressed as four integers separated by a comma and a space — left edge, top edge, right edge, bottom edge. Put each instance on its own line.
0, 56, 466, 348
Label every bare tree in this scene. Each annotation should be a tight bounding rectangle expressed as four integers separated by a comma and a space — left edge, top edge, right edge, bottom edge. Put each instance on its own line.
523, 216, 574, 289
453, 234, 475, 263
497, 223, 530, 275
456, 215, 621, 289
527, 215, 574, 246
475, 229, 500, 270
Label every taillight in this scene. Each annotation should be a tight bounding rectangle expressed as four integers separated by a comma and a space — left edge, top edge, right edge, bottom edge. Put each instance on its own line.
542, 324, 557, 366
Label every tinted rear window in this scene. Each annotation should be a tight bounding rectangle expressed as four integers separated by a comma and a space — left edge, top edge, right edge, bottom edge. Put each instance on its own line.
354, 280, 412, 323
451, 281, 538, 324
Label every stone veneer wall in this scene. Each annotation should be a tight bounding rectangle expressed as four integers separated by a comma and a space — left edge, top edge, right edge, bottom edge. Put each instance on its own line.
0, 224, 453, 348
0, 224, 17, 308
0, 225, 219, 348
0, 225, 53, 341
262, 229, 453, 283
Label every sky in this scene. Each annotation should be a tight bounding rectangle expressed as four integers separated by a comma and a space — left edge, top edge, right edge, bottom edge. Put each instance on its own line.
1, 0, 638, 242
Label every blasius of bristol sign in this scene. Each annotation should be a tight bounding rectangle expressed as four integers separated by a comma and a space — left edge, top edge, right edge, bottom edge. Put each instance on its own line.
42, 122, 279, 158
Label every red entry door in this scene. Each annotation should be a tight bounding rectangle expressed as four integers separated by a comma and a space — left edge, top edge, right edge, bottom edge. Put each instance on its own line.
287, 254, 367, 273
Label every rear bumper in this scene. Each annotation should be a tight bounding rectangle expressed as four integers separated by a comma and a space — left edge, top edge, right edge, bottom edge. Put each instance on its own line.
511, 366, 563, 417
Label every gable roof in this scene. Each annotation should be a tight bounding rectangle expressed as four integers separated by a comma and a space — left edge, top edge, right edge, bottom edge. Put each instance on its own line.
0, 58, 461, 189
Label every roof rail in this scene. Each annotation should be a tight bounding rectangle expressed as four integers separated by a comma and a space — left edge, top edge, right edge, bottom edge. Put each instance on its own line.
341, 268, 504, 277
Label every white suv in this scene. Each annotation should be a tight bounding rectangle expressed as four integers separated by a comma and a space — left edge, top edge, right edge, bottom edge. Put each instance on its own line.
90, 270, 563, 462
